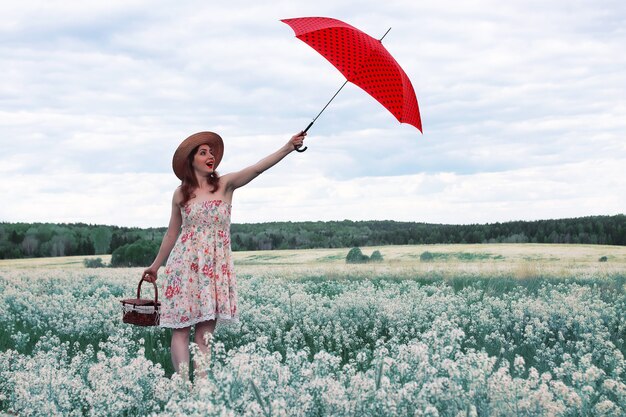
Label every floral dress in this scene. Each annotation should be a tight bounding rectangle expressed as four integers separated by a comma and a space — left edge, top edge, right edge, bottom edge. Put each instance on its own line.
159, 199, 239, 328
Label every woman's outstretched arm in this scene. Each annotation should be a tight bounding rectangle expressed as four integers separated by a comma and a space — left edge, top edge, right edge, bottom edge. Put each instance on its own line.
223, 131, 306, 191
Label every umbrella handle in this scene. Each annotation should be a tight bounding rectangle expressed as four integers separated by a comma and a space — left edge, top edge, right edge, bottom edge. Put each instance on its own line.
294, 121, 313, 152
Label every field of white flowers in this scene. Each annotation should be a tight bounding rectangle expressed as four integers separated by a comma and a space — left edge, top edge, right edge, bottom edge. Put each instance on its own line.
1, 245, 625, 416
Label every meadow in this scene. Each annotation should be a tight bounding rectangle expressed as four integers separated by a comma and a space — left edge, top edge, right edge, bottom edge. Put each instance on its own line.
1, 243, 625, 416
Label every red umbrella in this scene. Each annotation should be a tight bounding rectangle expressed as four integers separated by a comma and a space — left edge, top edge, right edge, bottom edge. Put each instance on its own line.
282, 16, 422, 152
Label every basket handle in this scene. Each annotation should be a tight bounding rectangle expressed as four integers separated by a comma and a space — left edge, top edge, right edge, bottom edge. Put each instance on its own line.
137, 274, 159, 304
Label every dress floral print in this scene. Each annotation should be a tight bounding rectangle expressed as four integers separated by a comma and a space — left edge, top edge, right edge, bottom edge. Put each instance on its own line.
160, 199, 239, 328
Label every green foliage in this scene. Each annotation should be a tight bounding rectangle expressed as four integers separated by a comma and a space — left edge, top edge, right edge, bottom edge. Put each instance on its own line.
599, 256, 608, 262
110, 240, 159, 267
369, 250, 384, 262
83, 258, 106, 268
420, 251, 435, 261
0, 214, 625, 259
346, 247, 369, 264
91, 227, 113, 255
0, 222, 163, 260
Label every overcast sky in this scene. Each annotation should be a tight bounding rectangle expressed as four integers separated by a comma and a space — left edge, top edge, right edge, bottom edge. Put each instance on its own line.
1, 0, 624, 227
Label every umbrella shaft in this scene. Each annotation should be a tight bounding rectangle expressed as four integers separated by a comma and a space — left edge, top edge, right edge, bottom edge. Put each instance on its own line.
306, 79, 349, 132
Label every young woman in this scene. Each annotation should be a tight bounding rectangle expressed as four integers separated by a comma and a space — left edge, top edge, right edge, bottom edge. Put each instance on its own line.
143, 130, 306, 378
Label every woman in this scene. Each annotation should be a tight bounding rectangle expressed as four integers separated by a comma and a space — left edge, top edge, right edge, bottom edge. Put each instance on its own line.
143, 130, 306, 379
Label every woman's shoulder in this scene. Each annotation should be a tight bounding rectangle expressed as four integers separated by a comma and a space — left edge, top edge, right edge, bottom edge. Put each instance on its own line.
172, 186, 184, 206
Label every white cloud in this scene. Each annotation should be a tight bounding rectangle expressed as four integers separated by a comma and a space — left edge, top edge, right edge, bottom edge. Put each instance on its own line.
1, 0, 624, 226
233, 157, 626, 225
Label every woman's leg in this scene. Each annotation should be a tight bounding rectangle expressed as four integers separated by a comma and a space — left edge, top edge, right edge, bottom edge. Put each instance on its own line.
193, 319, 217, 379
171, 326, 191, 379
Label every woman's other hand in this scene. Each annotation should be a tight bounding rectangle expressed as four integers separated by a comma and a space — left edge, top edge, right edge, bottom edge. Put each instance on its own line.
142, 268, 158, 283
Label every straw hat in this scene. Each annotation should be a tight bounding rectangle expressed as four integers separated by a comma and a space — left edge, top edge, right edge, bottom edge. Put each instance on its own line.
172, 132, 224, 180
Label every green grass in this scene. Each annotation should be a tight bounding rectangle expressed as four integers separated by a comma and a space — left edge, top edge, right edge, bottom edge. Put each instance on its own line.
417, 251, 506, 261
316, 254, 345, 262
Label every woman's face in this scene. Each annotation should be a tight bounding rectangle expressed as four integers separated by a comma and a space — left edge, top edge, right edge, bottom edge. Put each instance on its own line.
191, 144, 216, 176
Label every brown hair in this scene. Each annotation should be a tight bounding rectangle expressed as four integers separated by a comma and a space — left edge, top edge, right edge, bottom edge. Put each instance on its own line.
180, 145, 220, 206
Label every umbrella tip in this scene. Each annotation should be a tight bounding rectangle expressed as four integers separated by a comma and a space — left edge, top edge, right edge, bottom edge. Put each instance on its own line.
379, 27, 392, 42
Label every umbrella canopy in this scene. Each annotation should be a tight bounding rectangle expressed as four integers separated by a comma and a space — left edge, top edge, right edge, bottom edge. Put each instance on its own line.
282, 16, 422, 133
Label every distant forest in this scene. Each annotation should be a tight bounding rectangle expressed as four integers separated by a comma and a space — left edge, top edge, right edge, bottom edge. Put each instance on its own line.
0, 214, 624, 259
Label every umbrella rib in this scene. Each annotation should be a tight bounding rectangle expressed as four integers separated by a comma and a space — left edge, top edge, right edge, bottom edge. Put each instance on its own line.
305, 27, 392, 132
345, 27, 392, 91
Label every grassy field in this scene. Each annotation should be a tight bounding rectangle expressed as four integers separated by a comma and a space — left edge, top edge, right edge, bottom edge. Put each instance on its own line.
233, 243, 626, 280
2, 243, 625, 276
1, 243, 625, 416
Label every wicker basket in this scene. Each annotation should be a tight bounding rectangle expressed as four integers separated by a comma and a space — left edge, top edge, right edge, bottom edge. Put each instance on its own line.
120, 276, 161, 326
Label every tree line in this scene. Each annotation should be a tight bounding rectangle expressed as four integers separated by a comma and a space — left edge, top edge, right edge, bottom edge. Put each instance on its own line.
229, 215, 625, 250
0, 214, 624, 259
0, 223, 164, 259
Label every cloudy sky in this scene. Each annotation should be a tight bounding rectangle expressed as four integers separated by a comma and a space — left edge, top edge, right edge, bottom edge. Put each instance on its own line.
1, 0, 624, 227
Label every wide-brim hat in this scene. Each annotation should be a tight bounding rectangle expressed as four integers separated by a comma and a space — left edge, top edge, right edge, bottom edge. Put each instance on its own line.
172, 131, 224, 180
